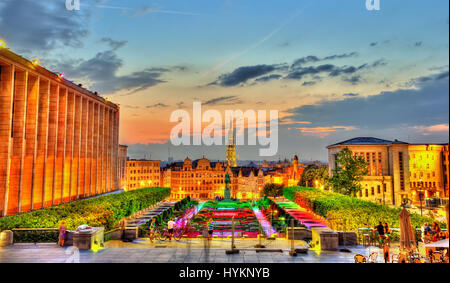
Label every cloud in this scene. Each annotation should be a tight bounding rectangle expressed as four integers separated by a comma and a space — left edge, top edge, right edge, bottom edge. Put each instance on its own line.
410, 124, 449, 136
52, 50, 167, 95
284, 71, 449, 130
210, 64, 286, 87
290, 52, 358, 70
255, 74, 282, 82
302, 81, 317, 86
296, 126, 356, 138
99, 38, 128, 51
342, 75, 362, 85
203, 96, 243, 106
343, 93, 359, 97
210, 53, 382, 87
0, 0, 89, 52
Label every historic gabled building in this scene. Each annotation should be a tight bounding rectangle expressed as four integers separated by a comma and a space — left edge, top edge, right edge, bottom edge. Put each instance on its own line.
327, 137, 449, 207
163, 158, 237, 200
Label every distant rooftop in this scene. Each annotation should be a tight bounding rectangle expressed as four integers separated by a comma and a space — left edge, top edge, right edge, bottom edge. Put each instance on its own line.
327, 137, 409, 147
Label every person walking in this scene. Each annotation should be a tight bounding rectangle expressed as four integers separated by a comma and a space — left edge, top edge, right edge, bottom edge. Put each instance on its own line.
120, 217, 127, 241
207, 218, 214, 240
167, 218, 176, 241
375, 221, 385, 247
383, 244, 390, 263
58, 221, 67, 247
149, 218, 157, 243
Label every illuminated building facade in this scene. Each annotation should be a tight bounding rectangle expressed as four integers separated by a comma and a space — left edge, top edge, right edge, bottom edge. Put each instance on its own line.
126, 160, 161, 191
163, 156, 302, 200
0, 48, 121, 216
328, 137, 449, 206
163, 158, 237, 200
236, 167, 267, 200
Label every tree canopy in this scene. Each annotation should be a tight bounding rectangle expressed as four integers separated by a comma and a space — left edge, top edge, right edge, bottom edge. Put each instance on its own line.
328, 148, 368, 196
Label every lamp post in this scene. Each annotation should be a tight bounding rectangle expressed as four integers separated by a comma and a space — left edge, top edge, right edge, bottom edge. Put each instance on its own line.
382, 176, 385, 206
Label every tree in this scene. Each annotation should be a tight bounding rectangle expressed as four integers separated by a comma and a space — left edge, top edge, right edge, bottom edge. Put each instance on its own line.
299, 164, 329, 188
263, 184, 284, 198
328, 148, 368, 196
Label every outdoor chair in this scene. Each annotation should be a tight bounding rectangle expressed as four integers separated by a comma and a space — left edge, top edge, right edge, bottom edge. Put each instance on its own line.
367, 252, 378, 263
432, 251, 444, 263
362, 234, 370, 246
391, 254, 399, 263
354, 254, 366, 263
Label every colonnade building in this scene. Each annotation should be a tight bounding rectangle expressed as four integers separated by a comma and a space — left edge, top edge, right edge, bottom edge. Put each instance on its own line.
0, 48, 123, 216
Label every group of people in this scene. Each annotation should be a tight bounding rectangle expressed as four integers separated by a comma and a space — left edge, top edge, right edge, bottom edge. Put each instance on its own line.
148, 217, 215, 242
422, 222, 447, 243
374, 222, 391, 263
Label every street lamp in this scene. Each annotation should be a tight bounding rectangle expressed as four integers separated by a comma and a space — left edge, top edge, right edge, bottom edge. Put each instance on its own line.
381, 176, 385, 206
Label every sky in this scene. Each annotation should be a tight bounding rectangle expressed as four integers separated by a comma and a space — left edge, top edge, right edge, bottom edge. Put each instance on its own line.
0, 0, 448, 162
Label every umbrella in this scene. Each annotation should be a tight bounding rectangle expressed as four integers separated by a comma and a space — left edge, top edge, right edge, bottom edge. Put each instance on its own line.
446, 203, 449, 233
424, 238, 449, 248
399, 207, 417, 252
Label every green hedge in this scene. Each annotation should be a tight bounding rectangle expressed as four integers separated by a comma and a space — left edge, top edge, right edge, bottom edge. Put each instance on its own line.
0, 187, 170, 231
284, 187, 444, 237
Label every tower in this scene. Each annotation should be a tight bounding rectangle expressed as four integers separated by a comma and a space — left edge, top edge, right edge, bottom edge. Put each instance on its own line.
226, 119, 237, 167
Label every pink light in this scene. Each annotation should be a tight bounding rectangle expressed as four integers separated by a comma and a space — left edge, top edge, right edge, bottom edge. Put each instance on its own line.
58, 73, 65, 79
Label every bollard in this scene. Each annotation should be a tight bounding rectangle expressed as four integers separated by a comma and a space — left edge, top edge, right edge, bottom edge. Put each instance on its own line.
226, 216, 239, 254
255, 223, 265, 248
289, 219, 297, 256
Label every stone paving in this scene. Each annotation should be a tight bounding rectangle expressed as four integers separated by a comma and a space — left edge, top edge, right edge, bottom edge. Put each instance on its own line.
0, 238, 391, 263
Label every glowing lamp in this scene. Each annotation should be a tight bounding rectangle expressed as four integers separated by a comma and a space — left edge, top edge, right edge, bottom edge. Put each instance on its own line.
58, 73, 65, 79
0, 40, 5, 48
32, 59, 40, 66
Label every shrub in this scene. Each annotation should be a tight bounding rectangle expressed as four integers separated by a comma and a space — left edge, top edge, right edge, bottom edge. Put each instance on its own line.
0, 187, 170, 231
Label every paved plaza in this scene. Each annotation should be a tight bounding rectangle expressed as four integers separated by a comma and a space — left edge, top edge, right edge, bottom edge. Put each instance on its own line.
0, 238, 391, 263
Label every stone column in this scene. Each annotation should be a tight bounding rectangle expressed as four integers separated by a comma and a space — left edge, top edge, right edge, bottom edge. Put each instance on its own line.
72, 94, 81, 201
0, 64, 14, 217
63, 91, 74, 203
34, 79, 50, 210
53, 87, 67, 205
7, 70, 28, 215
21, 74, 39, 212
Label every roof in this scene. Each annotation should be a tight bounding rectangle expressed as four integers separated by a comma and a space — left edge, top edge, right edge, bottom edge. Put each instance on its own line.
327, 137, 409, 148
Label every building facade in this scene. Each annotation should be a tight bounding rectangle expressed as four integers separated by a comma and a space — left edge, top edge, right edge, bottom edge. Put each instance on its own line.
327, 137, 449, 206
0, 48, 121, 216
163, 158, 238, 200
126, 160, 161, 191
118, 145, 128, 190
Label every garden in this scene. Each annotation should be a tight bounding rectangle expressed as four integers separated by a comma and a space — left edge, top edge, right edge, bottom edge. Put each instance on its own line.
0, 187, 170, 242
187, 201, 262, 238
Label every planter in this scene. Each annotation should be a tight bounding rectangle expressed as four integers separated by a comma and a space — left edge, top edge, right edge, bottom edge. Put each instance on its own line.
0, 230, 13, 247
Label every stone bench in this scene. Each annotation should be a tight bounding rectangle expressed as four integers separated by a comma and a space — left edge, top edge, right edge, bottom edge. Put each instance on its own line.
337, 231, 358, 246
311, 227, 338, 251
286, 227, 312, 240
73, 227, 104, 250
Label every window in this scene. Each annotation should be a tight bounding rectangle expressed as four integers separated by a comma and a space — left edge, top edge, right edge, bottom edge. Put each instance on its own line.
377, 185, 381, 194
371, 187, 374, 195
